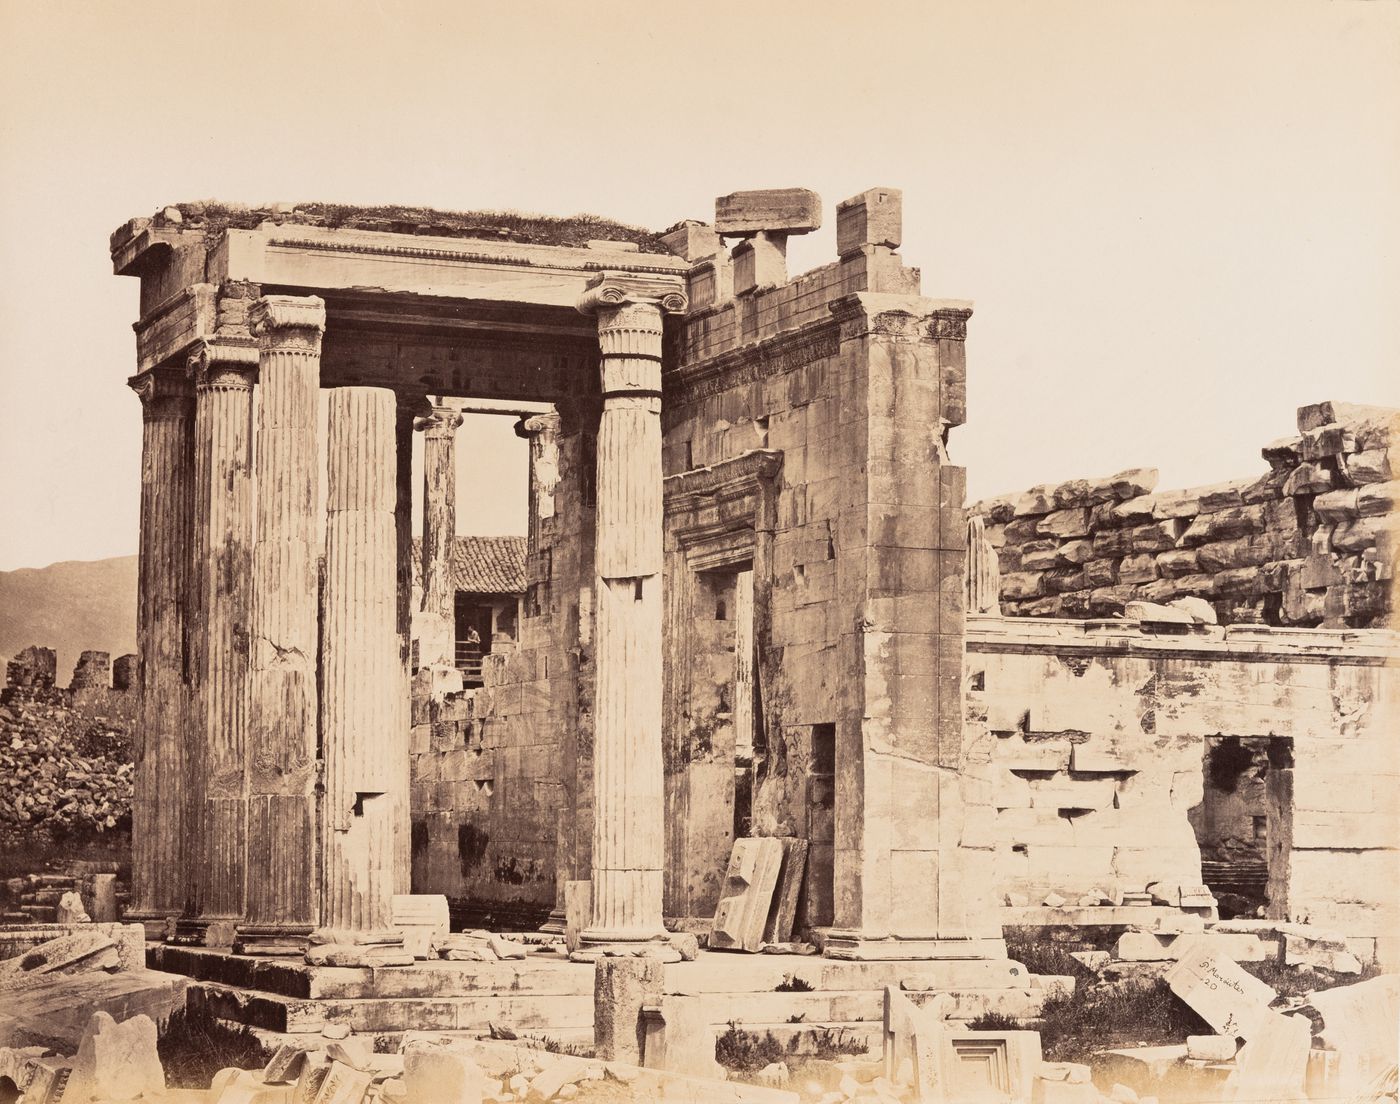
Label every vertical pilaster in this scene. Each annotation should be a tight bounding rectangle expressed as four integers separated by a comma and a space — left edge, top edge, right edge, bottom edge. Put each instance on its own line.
126, 367, 194, 937
415, 406, 463, 667
237, 296, 325, 954
394, 396, 421, 888
182, 340, 257, 945
824, 295, 1004, 961
574, 275, 686, 958
318, 386, 409, 941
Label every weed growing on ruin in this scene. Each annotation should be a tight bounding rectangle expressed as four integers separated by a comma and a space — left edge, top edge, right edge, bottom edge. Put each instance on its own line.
775, 974, 814, 992
967, 1011, 1024, 1032
1239, 957, 1382, 1000
1003, 928, 1098, 981
157, 1006, 270, 1088
1035, 978, 1210, 1062
805, 1027, 868, 1059
714, 1023, 785, 1072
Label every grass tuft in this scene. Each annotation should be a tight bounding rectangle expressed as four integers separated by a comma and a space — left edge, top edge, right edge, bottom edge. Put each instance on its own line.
157, 1006, 270, 1089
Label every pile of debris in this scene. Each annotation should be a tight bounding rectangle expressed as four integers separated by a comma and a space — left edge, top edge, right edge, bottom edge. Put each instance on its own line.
0, 682, 133, 847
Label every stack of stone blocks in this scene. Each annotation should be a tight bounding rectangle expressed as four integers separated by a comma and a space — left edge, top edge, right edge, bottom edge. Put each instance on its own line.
970, 401, 1397, 628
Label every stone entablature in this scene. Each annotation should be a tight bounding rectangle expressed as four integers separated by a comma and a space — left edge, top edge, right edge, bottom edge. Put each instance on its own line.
969, 402, 1397, 629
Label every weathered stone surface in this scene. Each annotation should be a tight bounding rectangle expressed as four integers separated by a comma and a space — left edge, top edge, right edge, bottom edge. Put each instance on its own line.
1164, 939, 1277, 1039
762, 837, 808, 944
1228, 1011, 1311, 1101
642, 995, 722, 1079
402, 1036, 487, 1104
836, 188, 901, 255
564, 881, 591, 955
1307, 974, 1400, 1097
391, 894, 449, 960
594, 956, 663, 1064
715, 189, 821, 236
64, 1012, 164, 1103
710, 837, 783, 952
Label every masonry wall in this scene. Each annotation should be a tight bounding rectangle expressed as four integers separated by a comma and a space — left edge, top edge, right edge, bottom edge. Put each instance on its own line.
970, 402, 1397, 628
966, 616, 1400, 965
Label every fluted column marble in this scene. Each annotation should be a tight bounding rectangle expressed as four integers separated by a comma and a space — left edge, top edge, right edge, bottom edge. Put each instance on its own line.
182, 340, 257, 945
126, 367, 194, 937
414, 406, 463, 667
966, 515, 1001, 616
318, 387, 409, 943
574, 274, 686, 958
237, 296, 325, 955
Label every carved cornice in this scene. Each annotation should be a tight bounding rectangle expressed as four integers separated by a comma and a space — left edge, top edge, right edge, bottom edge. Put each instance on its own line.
828, 294, 973, 343
666, 450, 785, 567
667, 318, 841, 407
127, 367, 194, 420
249, 295, 327, 348
576, 272, 688, 318
268, 235, 689, 277
187, 339, 259, 391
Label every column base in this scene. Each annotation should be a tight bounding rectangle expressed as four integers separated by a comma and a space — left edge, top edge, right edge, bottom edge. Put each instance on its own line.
820, 930, 1009, 961
539, 909, 566, 936
569, 941, 682, 964
170, 916, 240, 948
233, 923, 314, 956
122, 910, 179, 942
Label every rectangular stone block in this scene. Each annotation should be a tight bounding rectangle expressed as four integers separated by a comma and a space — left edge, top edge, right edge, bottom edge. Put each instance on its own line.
836, 188, 902, 255
710, 837, 784, 952
715, 188, 822, 236
1164, 938, 1278, 1038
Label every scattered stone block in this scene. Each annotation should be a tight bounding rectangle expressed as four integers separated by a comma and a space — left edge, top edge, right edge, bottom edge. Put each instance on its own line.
762, 837, 808, 944
667, 931, 700, 961
487, 934, 527, 960
642, 995, 722, 1080
308, 1059, 371, 1104
391, 894, 448, 961
402, 1036, 488, 1104
55, 892, 92, 925
263, 1045, 309, 1084
710, 837, 784, 952
883, 986, 952, 1099
64, 1011, 163, 1103
1185, 1035, 1236, 1061
564, 881, 591, 955
1069, 951, 1109, 972
1307, 973, 1400, 1097
594, 956, 663, 1064
1164, 938, 1277, 1039
1228, 1011, 1311, 1101
1042, 893, 1067, 909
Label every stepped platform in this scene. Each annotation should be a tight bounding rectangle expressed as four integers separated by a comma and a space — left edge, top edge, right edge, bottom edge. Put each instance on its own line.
150, 942, 1068, 1049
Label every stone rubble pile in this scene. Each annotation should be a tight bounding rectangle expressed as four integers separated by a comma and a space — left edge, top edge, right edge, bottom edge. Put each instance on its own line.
0, 647, 136, 853
970, 401, 1398, 628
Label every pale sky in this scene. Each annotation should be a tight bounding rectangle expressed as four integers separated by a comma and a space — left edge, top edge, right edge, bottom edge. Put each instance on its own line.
1, 0, 1396, 571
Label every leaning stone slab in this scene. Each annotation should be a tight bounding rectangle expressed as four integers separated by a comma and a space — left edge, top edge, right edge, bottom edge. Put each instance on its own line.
1227, 1011, 1311, 1101
762, 837, 808, 945
710, 837, 784, 953
308, 1059, 371, 1104
1163, 938, 1277, 1039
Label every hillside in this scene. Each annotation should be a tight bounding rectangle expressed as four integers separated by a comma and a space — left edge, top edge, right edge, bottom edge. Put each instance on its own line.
0, 556, 137, 678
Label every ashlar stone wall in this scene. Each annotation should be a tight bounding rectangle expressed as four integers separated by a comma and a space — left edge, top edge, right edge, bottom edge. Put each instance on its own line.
967, 615, 1400, 966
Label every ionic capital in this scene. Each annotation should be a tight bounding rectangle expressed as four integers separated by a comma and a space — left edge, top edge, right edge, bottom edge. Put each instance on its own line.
576, 272, 688, 319
127, 367, 193, 419
414, 408, 465, 438
249, 295, 326, 350
515, 411, 561, 440
187, 339, 259, 392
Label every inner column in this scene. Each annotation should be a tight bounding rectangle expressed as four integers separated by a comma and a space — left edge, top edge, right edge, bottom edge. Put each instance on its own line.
574, 275, 686, 959
415, 404, 463, 670
238, 295, 326, 955
314, 385, 410, 959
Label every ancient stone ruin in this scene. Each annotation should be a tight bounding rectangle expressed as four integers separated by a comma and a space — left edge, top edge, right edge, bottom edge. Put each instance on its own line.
1, 185, 1392, 1104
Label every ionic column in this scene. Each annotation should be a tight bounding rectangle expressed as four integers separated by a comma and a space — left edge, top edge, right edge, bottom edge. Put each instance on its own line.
237, 296, 325, 955
317, 386, 409, 947
126, 367, 194, 938
575, 274, 686, 958
183, 339, 257, 945
414, 405, 463, 667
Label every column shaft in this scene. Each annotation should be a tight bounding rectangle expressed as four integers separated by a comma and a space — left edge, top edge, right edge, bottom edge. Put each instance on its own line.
394, 400, 417, 888
575, 279, 685, 952
127, 369, 193, 935
239, 296, 325, 953
416, 408, 462, 668
320, 386, 408, 934
184, 343, 256, 942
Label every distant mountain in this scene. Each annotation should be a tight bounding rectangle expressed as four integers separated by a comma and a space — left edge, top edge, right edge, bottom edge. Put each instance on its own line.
0, 557, 137, 680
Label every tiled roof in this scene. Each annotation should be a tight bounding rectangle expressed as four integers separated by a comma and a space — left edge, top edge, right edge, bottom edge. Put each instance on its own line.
412, 536, 527, 595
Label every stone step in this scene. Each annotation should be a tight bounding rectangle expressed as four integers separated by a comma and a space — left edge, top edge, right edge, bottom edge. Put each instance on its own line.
188, 978, 1055, 1036
153, 945, 1033, 1001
